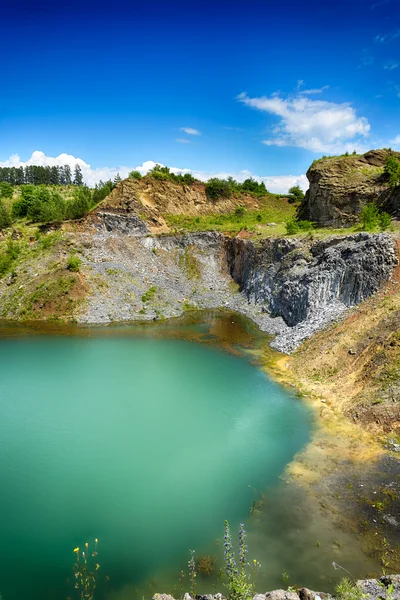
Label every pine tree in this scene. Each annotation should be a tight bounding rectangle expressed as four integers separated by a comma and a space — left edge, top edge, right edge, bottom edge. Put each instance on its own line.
73, 164, 84, 186
64, 165, 72, 185
114, 173, 122, 184
50, 166, 59, 185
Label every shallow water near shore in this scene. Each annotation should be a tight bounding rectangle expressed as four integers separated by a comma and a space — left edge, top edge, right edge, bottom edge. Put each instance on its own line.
0, 313, 380, 599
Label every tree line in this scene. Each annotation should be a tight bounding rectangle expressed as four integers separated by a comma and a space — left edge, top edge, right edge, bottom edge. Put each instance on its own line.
0, 164, 84, 186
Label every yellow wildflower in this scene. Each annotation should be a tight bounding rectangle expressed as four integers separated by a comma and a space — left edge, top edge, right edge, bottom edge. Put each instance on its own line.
73, 547, 79, 553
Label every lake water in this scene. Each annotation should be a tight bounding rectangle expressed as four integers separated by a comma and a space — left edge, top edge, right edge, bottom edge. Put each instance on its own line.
0, 314, 374, 600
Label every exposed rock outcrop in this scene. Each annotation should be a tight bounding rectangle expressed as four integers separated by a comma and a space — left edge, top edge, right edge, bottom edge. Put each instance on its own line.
297, 149, 400, 227
89, 177, 262, 234
226, 233, 398, 327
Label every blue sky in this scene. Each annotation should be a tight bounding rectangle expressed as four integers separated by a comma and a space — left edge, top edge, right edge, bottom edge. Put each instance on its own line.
1, 0, 400, 190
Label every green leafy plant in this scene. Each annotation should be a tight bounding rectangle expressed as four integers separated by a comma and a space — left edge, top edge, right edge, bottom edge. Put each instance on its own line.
67, 254, 82, 272
335, 578, 367, 600
129, 170, 142, 179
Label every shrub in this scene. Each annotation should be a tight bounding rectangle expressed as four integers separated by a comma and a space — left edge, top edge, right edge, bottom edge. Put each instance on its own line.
286, 218, 300, 234
129, 170, 142, 180
0, 200, 12, 230
148, 164, 172, 181
141, 285, 157, 303
12, 185, 37, 218
205, 178, 232, 201
0, 237, 20, 277
66, 254, 82, 272
379, 211, 392, 230
65, 186, 92, 220
92, 180, 114, 205
234, 206, 245, 218
360, 203, 380, 230
384, 155, 400, 187
285, 218, 314, 235
0, 181, 14, 198
288, 185, 305, 201
27, 187, 65, 223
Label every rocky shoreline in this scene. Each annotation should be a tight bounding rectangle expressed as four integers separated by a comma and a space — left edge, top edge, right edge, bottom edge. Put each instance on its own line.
153, 574, 400, 600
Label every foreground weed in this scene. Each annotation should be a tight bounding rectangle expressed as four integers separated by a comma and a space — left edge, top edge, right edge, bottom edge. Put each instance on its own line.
72, 539, 101, 600
223, 520, 260, 600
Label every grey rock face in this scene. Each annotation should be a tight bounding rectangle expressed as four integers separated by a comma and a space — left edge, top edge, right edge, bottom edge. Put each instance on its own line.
226, 233, 397, 328
96, 212, 150, 235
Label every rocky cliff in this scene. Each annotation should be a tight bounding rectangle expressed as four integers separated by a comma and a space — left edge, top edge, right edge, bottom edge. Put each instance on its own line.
297, 149, 400, 227
226, 233, 397, 329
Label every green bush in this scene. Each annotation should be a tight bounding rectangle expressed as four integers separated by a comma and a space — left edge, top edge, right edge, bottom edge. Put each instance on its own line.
27, 187, 65, 223
285, 218, 314, 235
288, 185, 305, 200
66, 254, 82, 272
379, 211, 392, 230
286, 218, 300, 234
92, 180, 114, 205
234, 206, 245, 218
0, 182, 14, 198
129, 170, 142, 180
65, 186, 92, 220
148, 164, 171, 181
384, 155, 400, 187
0, 238, 21, 277
0, 200, 12, 230
360, 203, 380, 230
12, 185, 37, 218
205, 178, 232, 201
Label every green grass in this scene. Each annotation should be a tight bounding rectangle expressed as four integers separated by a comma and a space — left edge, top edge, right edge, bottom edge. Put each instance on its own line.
165, 200, 296, 235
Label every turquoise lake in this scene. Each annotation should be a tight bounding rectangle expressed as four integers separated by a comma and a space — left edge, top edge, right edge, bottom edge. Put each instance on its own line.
0, 315, 342, 599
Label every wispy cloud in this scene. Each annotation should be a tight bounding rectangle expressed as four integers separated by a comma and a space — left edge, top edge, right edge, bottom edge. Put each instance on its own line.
389, 135, 400, 148
176, 138, 193, 144
384, 60, 400, 70
179, 127, 201, 136
0, 151, 308, 194
374, 28, 400, 43
299, 85, 330, 95
237, 91, 370, 153
370, 0, 395, 10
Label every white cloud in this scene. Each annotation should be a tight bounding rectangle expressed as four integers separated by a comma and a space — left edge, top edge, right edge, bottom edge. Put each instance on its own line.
299, 85, 330, 95
176, 138, 193, 144
0, 151, 308, 194
237, 92, 371, 153
384, 60, 400, 70
374, 29, 400, 43
389, 135, 400, 148
179, 127, 201, 136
